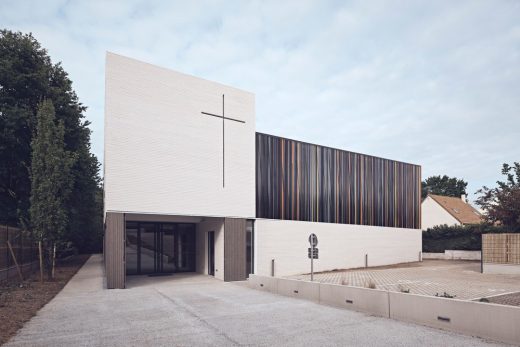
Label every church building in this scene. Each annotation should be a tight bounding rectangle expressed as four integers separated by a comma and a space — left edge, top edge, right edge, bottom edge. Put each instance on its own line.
103, 53, 421, 289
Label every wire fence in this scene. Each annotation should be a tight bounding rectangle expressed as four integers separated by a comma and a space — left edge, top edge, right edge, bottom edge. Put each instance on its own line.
482, 233, 520, 264
0, 225, 40, 281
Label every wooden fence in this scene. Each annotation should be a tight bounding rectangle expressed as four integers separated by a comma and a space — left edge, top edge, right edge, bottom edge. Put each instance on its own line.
482, 233, 520, 264
0, 225, 39, 281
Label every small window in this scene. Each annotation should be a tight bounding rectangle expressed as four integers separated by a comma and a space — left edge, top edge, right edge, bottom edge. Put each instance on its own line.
452, 208, 460, 213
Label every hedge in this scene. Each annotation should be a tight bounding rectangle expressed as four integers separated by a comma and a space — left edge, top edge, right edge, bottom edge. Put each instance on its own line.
422, 224, 520, 253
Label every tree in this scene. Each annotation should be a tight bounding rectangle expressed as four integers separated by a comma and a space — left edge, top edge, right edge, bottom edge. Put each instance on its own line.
30, 100, 75, 278
476, 163, 520, 230
421, 175, 468, 200
0, 30, 103, 252
0, 30, 51, 226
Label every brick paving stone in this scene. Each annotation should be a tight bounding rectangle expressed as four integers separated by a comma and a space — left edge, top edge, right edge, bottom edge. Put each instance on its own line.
478, 292, 520, 306
287, 260, 520, 302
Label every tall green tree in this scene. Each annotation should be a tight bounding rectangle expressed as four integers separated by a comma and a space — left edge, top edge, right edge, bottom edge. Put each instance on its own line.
30, 100, 75, 277
476, 162, 520, 230
421, 175, 468, 200
0, 29, 102, 252
0, 30, 51, 225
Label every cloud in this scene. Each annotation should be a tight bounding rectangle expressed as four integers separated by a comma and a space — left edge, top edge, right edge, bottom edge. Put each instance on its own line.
1, 0, 519, 200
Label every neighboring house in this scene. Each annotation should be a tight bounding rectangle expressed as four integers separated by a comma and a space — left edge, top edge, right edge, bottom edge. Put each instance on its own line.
103, 53, 422, 289
421, 194, 482, 230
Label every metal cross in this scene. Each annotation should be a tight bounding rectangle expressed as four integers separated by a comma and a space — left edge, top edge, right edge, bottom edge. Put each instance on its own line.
201, 94, 245, 188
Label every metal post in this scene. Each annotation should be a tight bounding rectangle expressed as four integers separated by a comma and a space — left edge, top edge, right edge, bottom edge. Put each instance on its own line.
480, 250, 483, 274
6, 225, 9, 280
311, 249, 314, 282
7, 240, 23, 281
271, 259, 275, 277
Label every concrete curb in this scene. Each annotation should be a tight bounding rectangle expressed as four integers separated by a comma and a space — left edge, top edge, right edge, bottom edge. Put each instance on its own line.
248, 274, 520, 345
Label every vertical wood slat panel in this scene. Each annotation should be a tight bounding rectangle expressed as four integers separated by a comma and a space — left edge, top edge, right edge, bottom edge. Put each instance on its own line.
256, 133, 421, 229
105, 212, 125, 289
224, 218, 246, 281
483, 233, 520, 264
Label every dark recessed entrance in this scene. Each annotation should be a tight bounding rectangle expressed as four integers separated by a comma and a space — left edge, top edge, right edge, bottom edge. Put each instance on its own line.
126, 221, 196, 275
207, 231, 215, 276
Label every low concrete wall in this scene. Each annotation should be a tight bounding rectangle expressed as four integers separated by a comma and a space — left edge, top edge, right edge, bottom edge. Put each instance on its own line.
276, 278, 320, 302
319, 282, 389, 317
446, 250, 481, 260
390, 292, 520, 346
249, 275, 388, 317
248, 274, 278, 293
483, 263, 520, 275
422, 250, 481, 260
248, 274, 520, 345
422, 252, 445, 259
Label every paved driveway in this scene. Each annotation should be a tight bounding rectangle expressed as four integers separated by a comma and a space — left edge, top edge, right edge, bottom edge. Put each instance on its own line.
5, 255, 507, 347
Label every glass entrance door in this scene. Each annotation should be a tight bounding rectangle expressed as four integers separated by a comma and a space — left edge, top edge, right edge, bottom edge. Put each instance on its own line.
161, 224, 176, 273
125, 221, 196, 275
140, 223, 156, 273
208, 231, 215, 276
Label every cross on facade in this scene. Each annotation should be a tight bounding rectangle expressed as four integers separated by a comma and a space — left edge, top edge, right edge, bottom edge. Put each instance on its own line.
201, 94, 245, 188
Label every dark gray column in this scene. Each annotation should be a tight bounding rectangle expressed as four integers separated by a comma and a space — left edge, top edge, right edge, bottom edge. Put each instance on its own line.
224, 218, 247, 281
105, 212, 125, 289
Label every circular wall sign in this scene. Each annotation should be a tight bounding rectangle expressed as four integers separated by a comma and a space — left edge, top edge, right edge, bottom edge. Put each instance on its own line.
308, 233, 318, 247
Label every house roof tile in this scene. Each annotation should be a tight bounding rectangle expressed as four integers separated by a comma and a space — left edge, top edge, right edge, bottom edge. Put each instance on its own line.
429, 194, 483, 225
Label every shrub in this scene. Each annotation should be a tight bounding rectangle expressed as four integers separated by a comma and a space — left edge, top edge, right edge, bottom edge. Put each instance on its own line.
365, 279, 376, 289
422, 224, 519, 252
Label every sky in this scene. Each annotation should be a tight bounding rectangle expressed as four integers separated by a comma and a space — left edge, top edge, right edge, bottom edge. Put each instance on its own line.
1, 0, 519, 201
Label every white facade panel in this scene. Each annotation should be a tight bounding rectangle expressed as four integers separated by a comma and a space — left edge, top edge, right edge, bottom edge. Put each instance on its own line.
104, 52, 255, 218
255, 219, 422, 277
421, 196, 461, 230
196, 217, 224, 280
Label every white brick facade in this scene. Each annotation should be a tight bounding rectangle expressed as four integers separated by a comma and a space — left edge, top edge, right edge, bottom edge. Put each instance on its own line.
104, 52, 255, 219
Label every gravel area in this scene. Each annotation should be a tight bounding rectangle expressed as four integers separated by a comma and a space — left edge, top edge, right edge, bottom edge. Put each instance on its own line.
0, 254, 90, 345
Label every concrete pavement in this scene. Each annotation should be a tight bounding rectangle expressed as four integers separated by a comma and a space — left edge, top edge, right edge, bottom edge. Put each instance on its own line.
5, 255, 508, 346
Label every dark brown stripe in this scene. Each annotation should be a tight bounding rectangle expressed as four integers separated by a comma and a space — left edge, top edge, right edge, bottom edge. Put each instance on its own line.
256, 133, 421, 229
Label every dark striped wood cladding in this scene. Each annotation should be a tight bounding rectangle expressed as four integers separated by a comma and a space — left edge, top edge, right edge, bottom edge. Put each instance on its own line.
256, 133, 421, 229
105, 212, 125, 289
224, 218, 247, 281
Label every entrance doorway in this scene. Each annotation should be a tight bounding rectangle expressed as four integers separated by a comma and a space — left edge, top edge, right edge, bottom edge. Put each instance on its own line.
126, 221, 196, 275
208, 231, 215, 276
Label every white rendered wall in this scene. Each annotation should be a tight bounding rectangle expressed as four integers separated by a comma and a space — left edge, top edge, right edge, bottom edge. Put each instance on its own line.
196, 218, 225, 280
255, 219, 422, 277
104, 52, 255, 219
483, 263, 520, 275
125, 213, 202, 223
421, 196, 461, 230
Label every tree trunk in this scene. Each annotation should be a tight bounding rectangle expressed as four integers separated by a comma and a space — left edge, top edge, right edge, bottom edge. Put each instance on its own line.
52, 244, 56, 279
44, 242, 53, 280
39, 241, 43, 283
